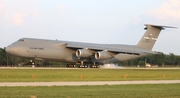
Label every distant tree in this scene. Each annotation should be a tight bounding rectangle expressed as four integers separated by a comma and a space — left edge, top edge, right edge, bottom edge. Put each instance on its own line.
0, 48, 7, 66
137, 61, 145, 67
121, 61, 128, 66
128, 60, 135, 66
156, 52, 166, 67
175, 55, 180, 66
168, 53, 176, 66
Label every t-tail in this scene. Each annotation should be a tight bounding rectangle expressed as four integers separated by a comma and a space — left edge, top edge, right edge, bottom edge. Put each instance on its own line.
137, 24, 177, 50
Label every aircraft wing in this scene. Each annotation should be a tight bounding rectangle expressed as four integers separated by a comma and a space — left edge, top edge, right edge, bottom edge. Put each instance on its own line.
66, 43, 154, 55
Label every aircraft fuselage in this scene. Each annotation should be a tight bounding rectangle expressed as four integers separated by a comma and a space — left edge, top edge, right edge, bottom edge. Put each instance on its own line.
6, 38, 145, 64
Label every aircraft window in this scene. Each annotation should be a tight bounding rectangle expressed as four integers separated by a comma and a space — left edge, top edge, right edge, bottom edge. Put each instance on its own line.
18, 39, 24, 42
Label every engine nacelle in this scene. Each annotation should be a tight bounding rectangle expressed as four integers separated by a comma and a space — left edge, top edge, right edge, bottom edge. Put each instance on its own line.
76, 49, 93, 58
95, 51, 113, 60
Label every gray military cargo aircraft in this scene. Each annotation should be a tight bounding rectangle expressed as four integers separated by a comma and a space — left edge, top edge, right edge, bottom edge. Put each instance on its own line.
5, 24, 176, 68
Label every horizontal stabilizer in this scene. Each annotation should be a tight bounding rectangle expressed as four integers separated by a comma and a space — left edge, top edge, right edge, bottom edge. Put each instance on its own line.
144, 24, 177, 30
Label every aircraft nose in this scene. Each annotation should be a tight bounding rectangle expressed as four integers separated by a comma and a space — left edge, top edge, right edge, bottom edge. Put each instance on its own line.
5, 45, 16, 54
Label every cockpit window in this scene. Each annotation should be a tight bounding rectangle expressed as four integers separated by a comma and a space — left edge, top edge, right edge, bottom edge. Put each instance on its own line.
18, 39, 24, 42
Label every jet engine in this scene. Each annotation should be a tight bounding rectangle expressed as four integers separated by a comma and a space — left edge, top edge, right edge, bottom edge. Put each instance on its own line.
95, 51, 113, 60
76, 49, 93, 58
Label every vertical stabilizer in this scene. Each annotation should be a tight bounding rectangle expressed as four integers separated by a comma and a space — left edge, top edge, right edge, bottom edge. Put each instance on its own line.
137, 24, 176, 50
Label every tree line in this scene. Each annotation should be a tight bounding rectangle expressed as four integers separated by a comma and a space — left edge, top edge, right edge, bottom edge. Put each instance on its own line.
0, 47, 180, 67
120, 52, 180, 67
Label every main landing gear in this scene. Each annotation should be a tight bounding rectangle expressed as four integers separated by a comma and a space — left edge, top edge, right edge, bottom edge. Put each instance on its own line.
66, 64, 76, 68
90, 62, 100, 68
66, 61, 100, 68
78, 61, 88, 68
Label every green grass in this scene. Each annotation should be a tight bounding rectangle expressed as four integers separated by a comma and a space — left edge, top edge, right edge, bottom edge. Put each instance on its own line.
0, 68, 180, 82
1, 68, 180, 98
0, 84, 180, 98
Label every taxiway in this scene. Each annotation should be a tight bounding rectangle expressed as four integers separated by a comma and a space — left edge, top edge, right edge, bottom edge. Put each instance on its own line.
0, 80, 180, 87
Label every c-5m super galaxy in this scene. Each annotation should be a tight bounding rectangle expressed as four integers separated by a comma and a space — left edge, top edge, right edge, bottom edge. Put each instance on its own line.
5, 24, 176, 68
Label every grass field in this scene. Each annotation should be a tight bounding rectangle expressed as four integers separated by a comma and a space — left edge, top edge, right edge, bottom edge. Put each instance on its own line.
0, 68, 180, 82
0, 84, 180, 98
1, 68, 180, 98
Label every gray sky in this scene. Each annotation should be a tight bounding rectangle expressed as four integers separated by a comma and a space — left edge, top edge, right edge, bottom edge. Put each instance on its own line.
0, 0, 180, 54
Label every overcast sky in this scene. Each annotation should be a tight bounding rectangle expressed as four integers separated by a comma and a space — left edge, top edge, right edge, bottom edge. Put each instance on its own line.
0, 0, 180, 54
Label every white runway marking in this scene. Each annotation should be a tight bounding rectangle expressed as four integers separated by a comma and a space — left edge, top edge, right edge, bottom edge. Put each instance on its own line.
0, 80, 180, 87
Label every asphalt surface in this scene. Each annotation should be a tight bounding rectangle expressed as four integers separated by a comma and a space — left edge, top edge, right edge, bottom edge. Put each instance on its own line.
0, 80, 180, 87
1, 67, 180, 69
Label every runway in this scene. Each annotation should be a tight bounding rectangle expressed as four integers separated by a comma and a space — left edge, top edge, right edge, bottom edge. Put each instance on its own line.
0, 80, 180, 87
1, 67, 180, 69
